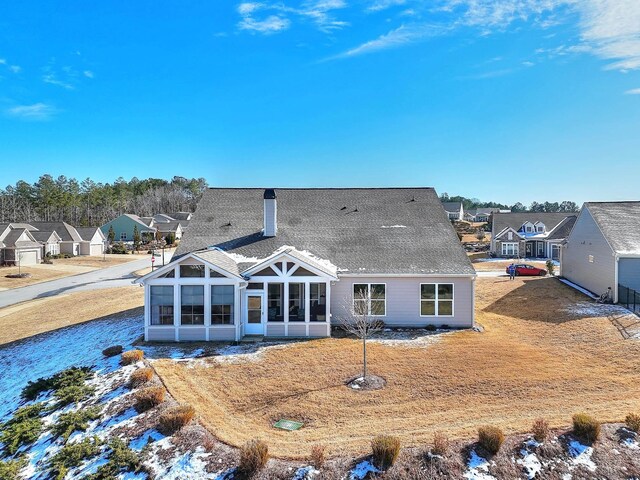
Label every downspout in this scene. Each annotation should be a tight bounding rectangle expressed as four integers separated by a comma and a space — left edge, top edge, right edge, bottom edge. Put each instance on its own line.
614, 254, 619, 303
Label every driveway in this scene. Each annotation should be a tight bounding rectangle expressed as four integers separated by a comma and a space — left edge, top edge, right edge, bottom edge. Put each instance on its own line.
0, 250, 173, 309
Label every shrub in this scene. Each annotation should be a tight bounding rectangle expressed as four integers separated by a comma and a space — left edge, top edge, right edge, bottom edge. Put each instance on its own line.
133, 386, 165, 412
54, 384, 95, 407
432, 431, 450, 456
425, 324, 437, 332
371, 435, 401, 469
121, 349, 144, 365
109, 242, 128, 255
48, 436, 102, 480
0, 403, 46, 455
102, 345, 123, 357
86, 437, 144, 479
129, 367, 154, 388
238, 439, 269, 475
158, 404, 195, 435
532, 418, 550, 443
625, 413, 640, 433
572, 413, 600, 443
52, 407, 102, 441
309, 444, 326, 469
0, 458, 27, 480
478, 426, 504, 455
546, 260, 555, 276
21, 366, 93, 401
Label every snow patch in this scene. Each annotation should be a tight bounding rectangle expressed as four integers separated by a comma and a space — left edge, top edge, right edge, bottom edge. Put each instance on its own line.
349, 460, 379, 479
567, 439, 596, 471
563, 302, 629, 317
464, 450, 496, 480
129, 429, 166, 451
381, 225, 407, 229
518, 451, 542, 479
294, 465, 320, 479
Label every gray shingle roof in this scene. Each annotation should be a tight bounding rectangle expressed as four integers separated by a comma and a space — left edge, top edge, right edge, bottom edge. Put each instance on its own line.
546, 215, 577, 240
193, 249, 242, 278
76, 227, 103, 242
2, 229, 40, 248
30, 231, 60, 243
27, 222, 82, 242
155, 220, 182, 233
585, 201, 640, 254
177, 188, 475, 276
441, 202, 462, 213
492, 212, 575, 236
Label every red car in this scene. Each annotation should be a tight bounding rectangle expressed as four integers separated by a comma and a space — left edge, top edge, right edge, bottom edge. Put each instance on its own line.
506, 264, 547, 276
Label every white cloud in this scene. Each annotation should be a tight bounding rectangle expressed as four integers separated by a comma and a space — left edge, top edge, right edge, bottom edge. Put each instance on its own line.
522, 60, 535, 66
83, 70, 94, 78
625, 88, 640, 95
238, 2, 263, 15
575, 0, 640, 71
43, 72, 75, 89
367, 0, 406, 13
6, 103, 56, 120
239, 14, 291, 33
9, 65, 21, 73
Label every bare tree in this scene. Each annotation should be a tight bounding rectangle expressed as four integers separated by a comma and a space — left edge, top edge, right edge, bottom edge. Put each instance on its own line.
475, 229, 486, 243
342, 287, 383, 379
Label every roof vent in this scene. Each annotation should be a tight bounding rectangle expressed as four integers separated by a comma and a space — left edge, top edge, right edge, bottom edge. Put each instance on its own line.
263, 189, 277, 237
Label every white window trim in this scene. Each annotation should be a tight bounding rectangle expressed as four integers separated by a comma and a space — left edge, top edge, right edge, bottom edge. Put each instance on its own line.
501, 242, 519, 256
420, 283, 455, 317
352, 283, 387, 317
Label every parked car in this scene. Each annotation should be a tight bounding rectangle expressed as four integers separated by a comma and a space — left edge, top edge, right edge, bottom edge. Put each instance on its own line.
506, 264, 547, 276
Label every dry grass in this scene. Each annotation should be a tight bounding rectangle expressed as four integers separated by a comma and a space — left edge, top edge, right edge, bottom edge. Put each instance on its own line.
133, 386, 165, 412
572, 413, 600, 443
153, 276, 640, 459
309, 444, 326, 469
129, 367, 154, 388
371, 435, 401, 469
121, 349, 144, 365
431, 432, 449, 456
625, 413, 640, 433
471, 260, 547, 271
50, 255, 142, 269
477, 426, 504, 455
158, 404, 196, 435
532, 418, 550, 443
238, 439, 269, 476
0, 286, 143, 346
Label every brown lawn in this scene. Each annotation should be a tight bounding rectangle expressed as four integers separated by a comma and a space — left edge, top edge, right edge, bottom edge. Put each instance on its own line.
153, 277, 640, 459
0, 286, 143, 345
472, 259, 547, 272
0, 254, 144, 289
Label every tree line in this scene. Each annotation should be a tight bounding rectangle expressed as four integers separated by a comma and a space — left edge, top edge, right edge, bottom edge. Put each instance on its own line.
0, 175, 208, 227
440, 193, 579, 213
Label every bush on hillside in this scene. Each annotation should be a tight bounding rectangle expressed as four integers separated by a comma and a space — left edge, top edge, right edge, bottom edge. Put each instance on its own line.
129, 367, 154, 388
238, 439, 269, 476
625, 413, 640, 433
158, 404, 196, 435
371, 435, 401, 469
572, 413, 600, 443
133, 386, 165, 412
102, 345, 123, 357
121, 349, 144, 365
532, 418, 550, 443
478, 426, 504, 455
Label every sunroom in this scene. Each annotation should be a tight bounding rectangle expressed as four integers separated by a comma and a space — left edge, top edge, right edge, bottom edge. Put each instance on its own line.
136, 247, 338, 342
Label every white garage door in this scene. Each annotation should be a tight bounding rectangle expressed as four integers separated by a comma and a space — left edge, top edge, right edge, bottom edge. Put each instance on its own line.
18, 250, 38, 265
89, 243, 103, 256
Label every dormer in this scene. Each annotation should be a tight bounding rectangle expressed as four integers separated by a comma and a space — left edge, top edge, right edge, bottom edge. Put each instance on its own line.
534, 221, 546, 233
521, 221, 535, 233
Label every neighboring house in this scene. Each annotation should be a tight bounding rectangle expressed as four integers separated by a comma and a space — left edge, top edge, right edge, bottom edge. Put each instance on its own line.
76, 227, 106, 256
561, 201, 640, 301
30, 230, 62, 256
491, 213, 577, 260
28, 222, 85, 256
155, 221, 183, 240
0, 224, 42, 265
465, 208, 503, 223
101, 214, 156, 243
135, 188, 476, 342
442, 202, 464, 221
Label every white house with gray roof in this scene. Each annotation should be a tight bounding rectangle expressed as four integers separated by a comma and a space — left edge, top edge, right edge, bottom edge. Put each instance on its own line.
561, 201, 640, 302
135, 188, 476, 342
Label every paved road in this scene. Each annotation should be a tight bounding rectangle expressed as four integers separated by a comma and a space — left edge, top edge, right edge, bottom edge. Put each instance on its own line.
0, 251, 173, 309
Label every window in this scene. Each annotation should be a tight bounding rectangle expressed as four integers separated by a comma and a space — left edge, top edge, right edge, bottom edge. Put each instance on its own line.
120, 232, 127, 241
150, 286, 174, 325
501, 242, 519, 256
211, 285, 234, 325
289, 283, 305, 321
526, 226, 532, 233
247, 283, 263, 290
180, 264, 205, 278
588, 255, 594, 263
158, 269, 175, 278
537, 226, 544, 233
353, 283, 386, 316
421, 283, 454, 316
310, 283, 327, 321
181, 285, 204, 325
267, 284, 284, 321
508, 231, 513, 240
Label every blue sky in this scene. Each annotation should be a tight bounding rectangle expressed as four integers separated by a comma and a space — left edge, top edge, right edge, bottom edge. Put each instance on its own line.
1, 0, 639, 205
